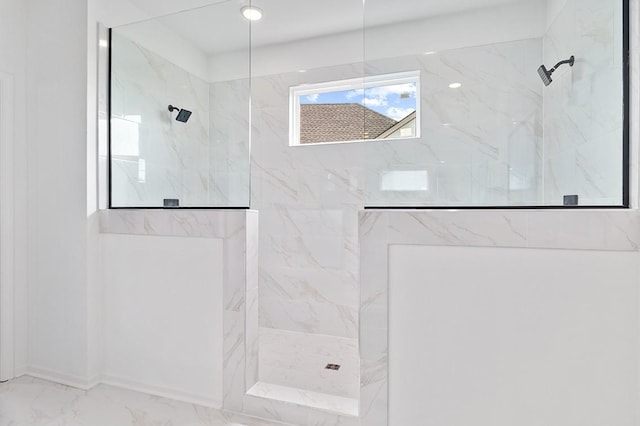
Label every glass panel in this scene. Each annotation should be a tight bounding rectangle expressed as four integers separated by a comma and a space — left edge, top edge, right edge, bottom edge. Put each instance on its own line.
109, 0, 250, 208
363, 0, 627, 207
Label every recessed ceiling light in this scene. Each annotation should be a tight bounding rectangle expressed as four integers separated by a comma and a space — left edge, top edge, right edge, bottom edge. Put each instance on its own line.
241, 6, 263, 21
449, 82, 462, 89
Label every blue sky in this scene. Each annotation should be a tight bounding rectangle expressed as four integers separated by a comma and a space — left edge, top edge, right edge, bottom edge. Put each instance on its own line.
300, 82, 417, 121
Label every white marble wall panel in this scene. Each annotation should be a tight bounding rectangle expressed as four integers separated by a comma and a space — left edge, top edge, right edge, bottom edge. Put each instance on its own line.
542, 0, 625, 205
209, 79, 251, 206
110, 32, 210, 207
252, 39, 543, 340
245, 211, 260, 392
364, 39, 543, 207
252, 63, 366, 339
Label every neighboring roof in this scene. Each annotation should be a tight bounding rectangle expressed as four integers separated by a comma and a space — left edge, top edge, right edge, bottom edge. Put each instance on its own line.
375, 111, 417, 139
300, 103, 398, 144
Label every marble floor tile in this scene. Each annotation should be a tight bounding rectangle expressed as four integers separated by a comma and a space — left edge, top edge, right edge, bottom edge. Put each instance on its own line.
0, 376, 293, 426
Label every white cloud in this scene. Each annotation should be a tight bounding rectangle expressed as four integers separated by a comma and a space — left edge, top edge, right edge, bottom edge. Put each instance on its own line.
363, 97, 388, 107
367, 83, 417, 99
346, 89, 364, 100
361, 83, 417, 109
386, 107, 415, 121
305, 94, 319, 103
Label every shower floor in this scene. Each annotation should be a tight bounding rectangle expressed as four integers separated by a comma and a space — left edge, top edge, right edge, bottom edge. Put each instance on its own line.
249, 327, 359, 416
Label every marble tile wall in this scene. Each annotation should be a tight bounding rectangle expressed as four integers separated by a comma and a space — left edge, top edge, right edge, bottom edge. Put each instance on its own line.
209, 79, 251, 206
364, 39, 543, 207
251, 62, 365, 339
251, 38, 543, 340
542, 0, 625, 205
110, 32, 211, 207
110, 34, 251, 208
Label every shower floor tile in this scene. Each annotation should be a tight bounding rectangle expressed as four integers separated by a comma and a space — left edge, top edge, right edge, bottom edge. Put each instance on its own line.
258, 327, 359, 400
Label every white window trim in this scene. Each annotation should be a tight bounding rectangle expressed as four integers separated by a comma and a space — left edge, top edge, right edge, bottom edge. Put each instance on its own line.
289, 70, 421, 146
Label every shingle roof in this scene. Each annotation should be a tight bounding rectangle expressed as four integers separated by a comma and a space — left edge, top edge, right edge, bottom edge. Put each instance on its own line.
300, 103, 398, 144
376, 111, 417, 139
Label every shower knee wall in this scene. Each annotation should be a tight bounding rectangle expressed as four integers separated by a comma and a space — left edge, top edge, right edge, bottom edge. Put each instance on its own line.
99, 233, 224, 407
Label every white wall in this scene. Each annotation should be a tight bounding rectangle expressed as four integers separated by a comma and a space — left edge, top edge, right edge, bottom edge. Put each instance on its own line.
25, 0, 91, 385
115, 20, 210, 81
388, 245, 639, 426
0, 0, 28, 376
95, 0, 228, 28
100, 234, 224, 406
211, 0, 546, 81
546, 0, 568, 27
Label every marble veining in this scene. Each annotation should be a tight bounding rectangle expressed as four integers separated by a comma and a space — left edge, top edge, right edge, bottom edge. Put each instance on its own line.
359, 206, 640, 426
258, 328, 359, 400
251, 38, 545, 344
110, 33, 250, 208
542, 0, 624, 205
0, 376, 292, 426
110, 33, 211, 207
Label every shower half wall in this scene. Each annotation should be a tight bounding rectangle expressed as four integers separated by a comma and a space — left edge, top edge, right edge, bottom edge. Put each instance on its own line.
103, 0, 629, 424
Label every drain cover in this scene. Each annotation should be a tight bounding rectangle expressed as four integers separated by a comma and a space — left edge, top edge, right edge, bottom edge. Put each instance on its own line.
325, 363, 341, 371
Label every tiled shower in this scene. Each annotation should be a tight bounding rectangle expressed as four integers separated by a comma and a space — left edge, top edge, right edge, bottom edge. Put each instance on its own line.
104, 0, 628, 424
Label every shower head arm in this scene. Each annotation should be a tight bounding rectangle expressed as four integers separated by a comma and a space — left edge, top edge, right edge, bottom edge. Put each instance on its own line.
551, 55, 575, 72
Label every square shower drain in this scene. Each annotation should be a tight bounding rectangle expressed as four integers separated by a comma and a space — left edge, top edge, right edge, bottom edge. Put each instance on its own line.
325, 363, 341, 371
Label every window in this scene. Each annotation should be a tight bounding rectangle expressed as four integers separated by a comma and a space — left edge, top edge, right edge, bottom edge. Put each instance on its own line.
289, 71, 420, 146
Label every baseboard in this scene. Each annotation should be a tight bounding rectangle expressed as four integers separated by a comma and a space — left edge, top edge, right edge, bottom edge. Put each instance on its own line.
100, 374, 223, 409
24, 366, 97, 390
21, 367, 222, 409
14, 366, 27, 378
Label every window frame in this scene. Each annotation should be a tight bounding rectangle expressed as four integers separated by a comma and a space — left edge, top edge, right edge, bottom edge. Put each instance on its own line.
289, 70, 421, 146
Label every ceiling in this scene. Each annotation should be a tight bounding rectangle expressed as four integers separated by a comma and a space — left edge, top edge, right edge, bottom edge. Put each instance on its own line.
123, 0, 542, 56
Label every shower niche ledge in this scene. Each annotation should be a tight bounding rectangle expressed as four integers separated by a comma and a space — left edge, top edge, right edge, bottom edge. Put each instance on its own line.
247, 382, 359, 417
